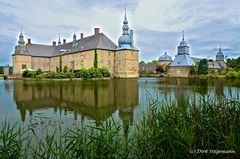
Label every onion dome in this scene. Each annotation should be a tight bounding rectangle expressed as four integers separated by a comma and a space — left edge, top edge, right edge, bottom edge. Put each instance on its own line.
158, 52, 172, 62
118, 9, 131, 47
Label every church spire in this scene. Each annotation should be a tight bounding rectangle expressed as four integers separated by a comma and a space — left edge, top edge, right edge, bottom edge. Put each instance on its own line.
18, 28, 25, 45
58, 34, 61, 45
219, 44, 222, 52
73, 33, 76, 42
182, 31, 185, 41
122, 8, 129, 35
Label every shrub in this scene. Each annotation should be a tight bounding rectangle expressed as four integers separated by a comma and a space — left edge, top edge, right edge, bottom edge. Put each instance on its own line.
36, 69, 43, 75
89, 68, 102, 78
99, 67, 110, 77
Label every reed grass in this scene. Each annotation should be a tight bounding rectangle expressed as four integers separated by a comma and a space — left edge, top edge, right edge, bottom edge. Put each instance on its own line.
0, 96, 239, 158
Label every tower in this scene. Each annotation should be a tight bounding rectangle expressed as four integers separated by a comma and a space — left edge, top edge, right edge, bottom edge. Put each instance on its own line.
12, 29, 31, 74
114, 9, 139, 78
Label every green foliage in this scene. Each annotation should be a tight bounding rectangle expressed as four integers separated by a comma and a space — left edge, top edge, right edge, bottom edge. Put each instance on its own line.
63, 65, 68, 73
227, 56, 240, 71
1, 97, 240, 158
99, 67, 111, 77
139, 61, 146, 64
36, 69, 43, 75
147, 60, 158, 64
156, 65, 164, 73
0, 66, 3, 74
226, 71, 240, 79
190, 65, 198, 75
22, 67, 110, 79
198, 59, 208, 75
94, 49, 98, 68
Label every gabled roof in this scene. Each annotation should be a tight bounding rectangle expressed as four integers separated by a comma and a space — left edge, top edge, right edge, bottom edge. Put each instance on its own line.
169, 54, 195, 67
23, 33, 117, 57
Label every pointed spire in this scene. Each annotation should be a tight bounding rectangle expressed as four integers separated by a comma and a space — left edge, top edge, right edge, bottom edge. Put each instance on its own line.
123, 8, 128, 24
73, 32, 76, 42
124, 8, 127, 21
182, 31, 185, 41
58, 34, 61, 45
18, 28, 25, 45
219, 44, 222, 52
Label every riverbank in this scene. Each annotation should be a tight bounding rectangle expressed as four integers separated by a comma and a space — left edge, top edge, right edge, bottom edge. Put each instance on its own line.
1, 96, 239, 158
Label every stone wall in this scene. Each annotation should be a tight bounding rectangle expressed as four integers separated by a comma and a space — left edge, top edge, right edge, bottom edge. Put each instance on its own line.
158, 61, 171, 71
168, 66, 191, 77
12, 49, 138, 78
114, 49, 139, 78
12, 54, 32, 74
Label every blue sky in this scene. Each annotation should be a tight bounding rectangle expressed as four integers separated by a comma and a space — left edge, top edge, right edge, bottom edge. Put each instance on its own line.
0, 0, 240, 65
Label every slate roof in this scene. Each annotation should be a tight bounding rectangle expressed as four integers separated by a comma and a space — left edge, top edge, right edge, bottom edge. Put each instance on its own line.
24, 33, 117, 57
25, 44, 54, 57
169, 54, 195, 67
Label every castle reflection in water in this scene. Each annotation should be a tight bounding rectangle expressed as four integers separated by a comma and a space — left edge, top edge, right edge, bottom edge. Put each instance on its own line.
13, 79, 138, 127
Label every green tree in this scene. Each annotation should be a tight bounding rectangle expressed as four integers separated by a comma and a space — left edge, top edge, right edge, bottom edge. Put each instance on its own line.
0, 66, 3, 74
156, 65, 164, 73
94, 49, 98, 68
148, 60, 158, 64
139, 61, 146, 65
198, 59, 208, 75
227, 56, 240, 71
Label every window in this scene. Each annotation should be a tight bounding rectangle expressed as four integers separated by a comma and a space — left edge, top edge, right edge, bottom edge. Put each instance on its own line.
22, 64, 26, 69
108, 60, 111, 65
108, 51, 111, 56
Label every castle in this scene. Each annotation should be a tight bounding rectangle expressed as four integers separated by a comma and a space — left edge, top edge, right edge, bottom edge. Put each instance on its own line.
12, 11, 139, 78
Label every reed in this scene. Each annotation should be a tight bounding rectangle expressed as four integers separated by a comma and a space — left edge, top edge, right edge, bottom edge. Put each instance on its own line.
0, 96, 239, 158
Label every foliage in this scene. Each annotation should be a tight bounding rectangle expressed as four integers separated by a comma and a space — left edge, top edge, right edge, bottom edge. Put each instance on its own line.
226, 71, 240, 79
190, 65, 198, 75
0, 66, 3, 74
147, 60, 158, 64
63, 65, 68, 73
22, 67, 110, 80
198, 59, 208, 75
99, 67, 111, 77
94, 49, 98, 68
156, 65, 164, 73
139, 61, 146, 65
1, 97, 240, 158
36, 69, 43, 75
227, 56, 240, 71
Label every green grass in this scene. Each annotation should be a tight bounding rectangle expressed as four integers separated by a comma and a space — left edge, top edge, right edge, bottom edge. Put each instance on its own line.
1, 97, 240, 158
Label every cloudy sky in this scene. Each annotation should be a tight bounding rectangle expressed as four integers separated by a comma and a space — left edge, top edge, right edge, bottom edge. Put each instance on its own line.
0, 0, 240, 65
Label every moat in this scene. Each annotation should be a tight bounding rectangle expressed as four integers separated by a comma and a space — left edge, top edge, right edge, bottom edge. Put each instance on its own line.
0, 78, 240, 126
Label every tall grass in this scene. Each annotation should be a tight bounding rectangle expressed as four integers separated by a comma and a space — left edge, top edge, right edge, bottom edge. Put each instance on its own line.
0, 96, 240, 158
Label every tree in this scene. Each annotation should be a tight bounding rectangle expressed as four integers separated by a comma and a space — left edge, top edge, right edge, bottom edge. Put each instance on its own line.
94, 49, 98, 68
227, 56, 240, 71
0, 66, 3, 74
139, 61, 146, 65
156, 65, 164, 73
198, 59, 208, 75
147, 60, 158, 64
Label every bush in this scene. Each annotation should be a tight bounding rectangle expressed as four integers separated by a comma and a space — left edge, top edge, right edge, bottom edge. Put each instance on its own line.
226, 71, 240, 79
89, 68, 102, 78
99, 67, 110, 77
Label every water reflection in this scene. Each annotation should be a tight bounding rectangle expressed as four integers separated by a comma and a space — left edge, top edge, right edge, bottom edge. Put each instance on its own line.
13, 79, 139, 125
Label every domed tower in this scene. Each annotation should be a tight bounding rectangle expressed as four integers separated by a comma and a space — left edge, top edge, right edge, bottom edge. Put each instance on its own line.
158, 52, 172, 71
114, 9, 139, 78
216, 46, 227, 70
12, 29, 32, 74
216, 46, 224, 61
168, 31, 195, 77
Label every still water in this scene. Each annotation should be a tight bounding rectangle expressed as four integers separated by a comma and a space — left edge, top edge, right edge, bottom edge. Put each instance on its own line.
0, 78, 240, 127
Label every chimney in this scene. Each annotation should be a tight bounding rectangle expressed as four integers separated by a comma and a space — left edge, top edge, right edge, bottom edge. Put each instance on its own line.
52, 41, 56, 47
63, 39, 66, 44
28, 38, 31, 44
94, 28, 100, 35
130, 30, 134, 47
80, 33, 84, 39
